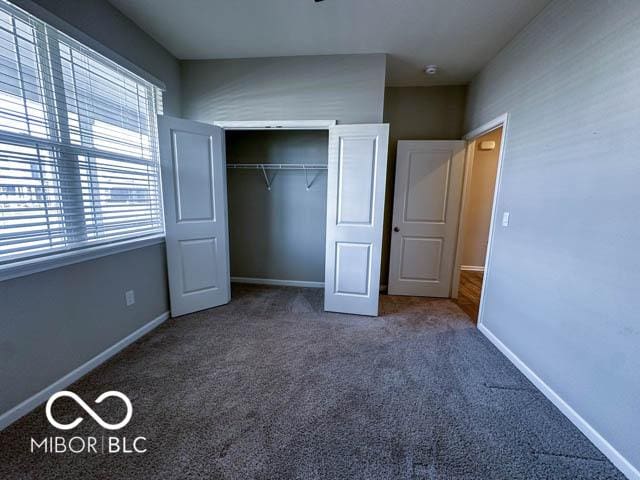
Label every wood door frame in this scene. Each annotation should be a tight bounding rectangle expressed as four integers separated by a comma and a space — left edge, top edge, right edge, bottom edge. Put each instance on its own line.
452, 113, 509, 330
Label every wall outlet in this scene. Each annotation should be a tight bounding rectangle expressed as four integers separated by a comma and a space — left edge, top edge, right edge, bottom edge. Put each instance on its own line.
501, 211, 510, 227
125, 290, 135, 307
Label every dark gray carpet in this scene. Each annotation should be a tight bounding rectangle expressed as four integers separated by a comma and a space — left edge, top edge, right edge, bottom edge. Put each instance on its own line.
0, 285, 624, 479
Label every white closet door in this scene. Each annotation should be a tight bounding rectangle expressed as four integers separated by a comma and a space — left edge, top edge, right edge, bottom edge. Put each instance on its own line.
158, 116, 230, 317
324, 124, 389, 316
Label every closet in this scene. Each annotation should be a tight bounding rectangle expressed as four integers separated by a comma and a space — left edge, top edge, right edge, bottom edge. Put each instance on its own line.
157, 118, 389, 318
225, 130, 328, 287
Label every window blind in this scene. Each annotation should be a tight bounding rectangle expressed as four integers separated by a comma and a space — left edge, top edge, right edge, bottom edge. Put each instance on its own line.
0, 0, 164, 266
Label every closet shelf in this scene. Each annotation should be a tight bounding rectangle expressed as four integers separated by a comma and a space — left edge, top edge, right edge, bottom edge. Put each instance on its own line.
226, 163, 327, 191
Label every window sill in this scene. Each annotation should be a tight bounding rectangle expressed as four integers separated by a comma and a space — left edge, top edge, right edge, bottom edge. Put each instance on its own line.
0, 235, 165, 282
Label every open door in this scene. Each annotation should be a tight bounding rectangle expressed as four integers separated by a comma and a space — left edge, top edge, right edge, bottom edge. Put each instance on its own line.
324, 124, 389, 316
388, 141, 465, 297
158, 116, 230, 317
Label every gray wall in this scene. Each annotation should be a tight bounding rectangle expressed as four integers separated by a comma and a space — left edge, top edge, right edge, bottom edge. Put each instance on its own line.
465, 0, 640, 471
226, 131, 328, 283
181, 54, 386, 124
0, 0, 176, 418
0, 244, 169, 413
382, 86, 467, 284
182, 53, 386, 285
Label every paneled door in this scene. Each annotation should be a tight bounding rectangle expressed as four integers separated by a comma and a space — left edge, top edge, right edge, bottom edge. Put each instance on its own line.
388, 141, 465, 297
158, 116, 230, 316
324, 124, 389, 316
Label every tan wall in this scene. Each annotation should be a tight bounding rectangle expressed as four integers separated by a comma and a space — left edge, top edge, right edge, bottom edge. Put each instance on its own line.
461, 127, 502, 267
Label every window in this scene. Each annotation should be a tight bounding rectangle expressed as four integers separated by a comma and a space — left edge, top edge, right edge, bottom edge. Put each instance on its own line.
0, 0, 164, 271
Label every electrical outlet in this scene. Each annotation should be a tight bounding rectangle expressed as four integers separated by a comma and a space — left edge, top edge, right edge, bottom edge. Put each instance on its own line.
125, 290, 135, 307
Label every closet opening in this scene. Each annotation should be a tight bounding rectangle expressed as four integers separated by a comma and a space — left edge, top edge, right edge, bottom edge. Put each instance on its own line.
225, 129, 329, 289
160, 117, 387, 317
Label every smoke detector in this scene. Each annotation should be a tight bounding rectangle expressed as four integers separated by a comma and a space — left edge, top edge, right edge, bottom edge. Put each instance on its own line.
424, 65, 438, 75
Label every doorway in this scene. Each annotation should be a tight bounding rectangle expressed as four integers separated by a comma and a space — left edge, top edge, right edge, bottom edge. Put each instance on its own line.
452, 118, 506, 323
157, 117, 390, 317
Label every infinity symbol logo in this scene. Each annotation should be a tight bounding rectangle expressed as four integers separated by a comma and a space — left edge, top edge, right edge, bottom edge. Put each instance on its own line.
45, 391, 133, 431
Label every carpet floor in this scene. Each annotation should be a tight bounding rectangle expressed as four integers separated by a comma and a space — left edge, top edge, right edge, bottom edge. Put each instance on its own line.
0, 284, 624, 479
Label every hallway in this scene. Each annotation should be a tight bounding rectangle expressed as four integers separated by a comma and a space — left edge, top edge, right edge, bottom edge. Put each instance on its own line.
454, 270, 484, 323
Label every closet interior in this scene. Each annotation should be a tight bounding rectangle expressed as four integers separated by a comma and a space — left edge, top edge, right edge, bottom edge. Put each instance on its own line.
225, 130, 329, 287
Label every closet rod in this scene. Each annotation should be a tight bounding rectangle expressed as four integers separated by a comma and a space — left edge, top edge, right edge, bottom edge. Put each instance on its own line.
226, 163, 327, 191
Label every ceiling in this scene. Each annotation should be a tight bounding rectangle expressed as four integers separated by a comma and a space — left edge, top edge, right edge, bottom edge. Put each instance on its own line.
108, 0, 551, 86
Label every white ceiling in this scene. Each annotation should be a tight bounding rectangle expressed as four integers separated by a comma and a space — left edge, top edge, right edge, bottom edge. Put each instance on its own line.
108, 0, 551, 86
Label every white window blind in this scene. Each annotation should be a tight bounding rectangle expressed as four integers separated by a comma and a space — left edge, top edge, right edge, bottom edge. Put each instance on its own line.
0, 0, 163, 267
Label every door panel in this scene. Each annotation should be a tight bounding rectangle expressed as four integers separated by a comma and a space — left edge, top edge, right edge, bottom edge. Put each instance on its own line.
400, 236, 442, 280
405, 151, 451, 222
337, 137, 376, 224
335, 242, 371, 295
325, 124, 389, 316
158, 115, 230, 316
173, 131, 215, 221
179, 238, 219, 293
388, 141, 465, 297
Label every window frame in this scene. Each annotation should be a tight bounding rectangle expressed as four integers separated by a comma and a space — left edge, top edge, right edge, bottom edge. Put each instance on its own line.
0, 1, 166, 282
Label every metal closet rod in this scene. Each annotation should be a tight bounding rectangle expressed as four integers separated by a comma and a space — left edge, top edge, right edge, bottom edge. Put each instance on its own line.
226, 163, 327, 191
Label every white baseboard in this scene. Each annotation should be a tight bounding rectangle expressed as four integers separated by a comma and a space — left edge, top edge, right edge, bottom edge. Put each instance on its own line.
231, 276, 324, 288
0, 311, 170, 431
460, 265, 485, 272
478, 323, 639, 480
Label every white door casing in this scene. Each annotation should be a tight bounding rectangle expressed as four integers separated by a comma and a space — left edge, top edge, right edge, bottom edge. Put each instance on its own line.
388, 141, 465, 297
158, 115, 231, 316
324, 124, 389, 316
